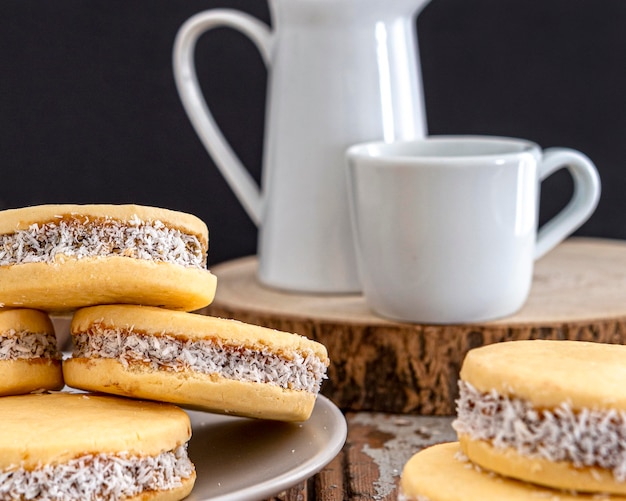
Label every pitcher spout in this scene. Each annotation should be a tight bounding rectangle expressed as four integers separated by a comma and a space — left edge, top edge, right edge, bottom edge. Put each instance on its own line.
269, 0, 432, 24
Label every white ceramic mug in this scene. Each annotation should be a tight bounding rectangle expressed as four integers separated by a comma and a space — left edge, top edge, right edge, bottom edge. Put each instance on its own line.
346, 136, 601, 324
173, 0, 431, 293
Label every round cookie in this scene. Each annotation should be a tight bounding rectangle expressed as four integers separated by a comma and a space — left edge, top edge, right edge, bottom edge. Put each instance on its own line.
0, 308, 63, 395
0, 204, 217, 312
399, 442, 626, 501
453, 340, 626, 495
0, 392, 195, 500
63, 304, 330, 422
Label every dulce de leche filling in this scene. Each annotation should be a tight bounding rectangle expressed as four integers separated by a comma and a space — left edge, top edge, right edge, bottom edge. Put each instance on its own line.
453, 380, 626, 481
0, 215, 206, 269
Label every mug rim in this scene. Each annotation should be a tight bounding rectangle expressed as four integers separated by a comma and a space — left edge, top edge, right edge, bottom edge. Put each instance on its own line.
346, 135, 540, 162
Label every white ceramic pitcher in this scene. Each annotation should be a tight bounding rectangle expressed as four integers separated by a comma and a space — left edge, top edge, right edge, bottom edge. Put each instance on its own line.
173, 0, 430, 293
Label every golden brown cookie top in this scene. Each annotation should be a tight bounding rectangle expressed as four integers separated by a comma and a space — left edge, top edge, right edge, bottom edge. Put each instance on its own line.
72, 304, 329, 362
0, 308, 54, 335
0, 204, 208, 243
0, 392, 191, 469
460, 340, 626, 410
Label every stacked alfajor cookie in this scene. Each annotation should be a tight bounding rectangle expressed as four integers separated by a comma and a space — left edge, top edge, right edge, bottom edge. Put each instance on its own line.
63, 304, 329, 422
0, 203, 329, 501
400, 340, 626, 501
0, 204, 217, 312
0, 308, 64, 396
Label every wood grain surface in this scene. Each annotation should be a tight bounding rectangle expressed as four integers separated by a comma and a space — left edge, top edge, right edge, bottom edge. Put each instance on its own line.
264, 413, 456, 501
203, 238, 626, 415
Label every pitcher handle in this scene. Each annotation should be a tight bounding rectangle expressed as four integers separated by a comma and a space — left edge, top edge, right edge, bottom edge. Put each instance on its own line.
534, 147, 601, 259
173, 10, 272, 226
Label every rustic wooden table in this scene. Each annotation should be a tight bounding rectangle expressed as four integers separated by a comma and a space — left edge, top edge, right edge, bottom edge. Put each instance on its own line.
265, 412, 456, 501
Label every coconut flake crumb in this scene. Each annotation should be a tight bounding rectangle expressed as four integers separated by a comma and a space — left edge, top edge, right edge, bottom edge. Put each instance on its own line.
0, 215, 206, 269
0, 445, 193, 501
72, 327, 328, 394
0, 331, 60, 360
453, 380, 626, 481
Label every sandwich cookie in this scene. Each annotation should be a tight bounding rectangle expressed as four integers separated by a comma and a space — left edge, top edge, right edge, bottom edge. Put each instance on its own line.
453, 340, 626, 495
0, 392, 195, 501
399, 442, 626, 501
63, 305, 330, 422
0, 204, 217, 312
0, 308, 63, 395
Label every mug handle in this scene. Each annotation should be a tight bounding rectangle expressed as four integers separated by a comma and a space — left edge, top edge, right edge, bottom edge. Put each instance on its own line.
535, 147, 601, 259
173, 10, 273, 226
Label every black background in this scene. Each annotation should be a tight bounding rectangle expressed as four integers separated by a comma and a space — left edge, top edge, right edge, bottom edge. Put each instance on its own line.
0, 0, 624, 266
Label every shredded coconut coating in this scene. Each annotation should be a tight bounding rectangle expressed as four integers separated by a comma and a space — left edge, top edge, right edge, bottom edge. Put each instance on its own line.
0, 445, 193, 501
453, 380, 626, 481
0, 215, 206, 269
0, 331, 60, 361
73, 328, 328, 394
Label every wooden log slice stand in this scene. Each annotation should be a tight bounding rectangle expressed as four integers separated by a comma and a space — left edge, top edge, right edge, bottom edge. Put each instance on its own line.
202, 238, 626, 416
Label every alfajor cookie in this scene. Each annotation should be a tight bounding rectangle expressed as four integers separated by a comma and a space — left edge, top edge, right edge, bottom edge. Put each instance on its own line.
0, 392, 195, 501
399, 442, 626, 501
0, 308, 63, 395
453, 340, 626, 495
0, 204, 217, 312
63, 304, 330, 422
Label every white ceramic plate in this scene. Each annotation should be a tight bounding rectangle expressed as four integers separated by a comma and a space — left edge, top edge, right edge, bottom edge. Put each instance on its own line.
185, 395, 347, 501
